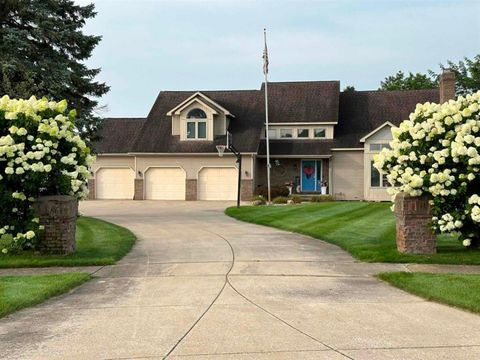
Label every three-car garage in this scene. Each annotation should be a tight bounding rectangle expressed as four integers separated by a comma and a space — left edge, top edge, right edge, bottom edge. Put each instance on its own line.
92, 160, 245, 201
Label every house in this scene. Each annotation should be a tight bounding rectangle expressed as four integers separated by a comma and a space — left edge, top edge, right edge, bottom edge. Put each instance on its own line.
89, 71, 455, 201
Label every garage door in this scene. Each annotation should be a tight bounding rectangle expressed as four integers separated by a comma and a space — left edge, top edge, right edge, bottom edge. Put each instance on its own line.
198, 167, 237, 200
145, 167, 186, 200
96, 168, 135, 200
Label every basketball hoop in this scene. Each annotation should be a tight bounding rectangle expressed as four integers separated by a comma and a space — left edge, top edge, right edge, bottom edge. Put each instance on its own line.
216, 145, 227, 157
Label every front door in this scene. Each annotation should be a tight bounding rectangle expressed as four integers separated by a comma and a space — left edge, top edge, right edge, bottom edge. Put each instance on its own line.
301, 160, 316, 192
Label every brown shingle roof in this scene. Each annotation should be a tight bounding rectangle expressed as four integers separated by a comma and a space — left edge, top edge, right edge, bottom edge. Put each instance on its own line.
335, 89, 439, 148
94, 83, 440, 155
93, 118, 146, 153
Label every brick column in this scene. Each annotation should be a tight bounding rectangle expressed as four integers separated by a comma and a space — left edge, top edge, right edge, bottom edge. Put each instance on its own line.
33, 195, 77, 254
87, 178, 95, 200
394, 192, 436, 254
134, 178, 144, 200
186, 179, 197, 200
241, 179, 253, 201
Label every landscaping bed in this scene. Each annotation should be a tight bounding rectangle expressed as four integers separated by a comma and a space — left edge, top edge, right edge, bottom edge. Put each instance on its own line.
378, 272, 480, 314
0, 217, 135, 268
0, 272, 91, 318
226, 202, 480, 264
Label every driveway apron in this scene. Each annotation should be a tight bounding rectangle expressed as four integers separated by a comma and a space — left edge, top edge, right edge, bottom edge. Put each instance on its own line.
1, 200, 480, 360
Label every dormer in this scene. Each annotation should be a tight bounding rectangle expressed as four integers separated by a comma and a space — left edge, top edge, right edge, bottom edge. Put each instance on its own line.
167, 92, 234, 141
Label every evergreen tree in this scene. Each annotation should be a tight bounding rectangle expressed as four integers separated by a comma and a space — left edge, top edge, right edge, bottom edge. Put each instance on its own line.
0, 0, 109, 142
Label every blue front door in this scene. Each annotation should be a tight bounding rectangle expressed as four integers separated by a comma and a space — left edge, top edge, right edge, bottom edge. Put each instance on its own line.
301, 160, 316, 192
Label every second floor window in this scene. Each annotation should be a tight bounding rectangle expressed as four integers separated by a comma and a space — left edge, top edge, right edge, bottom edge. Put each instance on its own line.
297, 128, 309, 138
314, 128, 326, 138
280, 129, 293, 138
186, 108, 207, 139
187, 121, 206, 139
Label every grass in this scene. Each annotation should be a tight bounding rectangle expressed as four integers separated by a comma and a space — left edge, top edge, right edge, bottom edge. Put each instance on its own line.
0, 272, 91, 318
0, 216, 135, 268
226, 202, 480, 264
378, 272, 480, 314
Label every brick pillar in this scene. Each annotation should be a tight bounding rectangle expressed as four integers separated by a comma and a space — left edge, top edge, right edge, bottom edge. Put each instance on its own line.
33, 195, 77, 254
87, 178, 95, 200
186, 179, 197, 200
394, 193, 436, 254
241, 179, 253, 201
134, 178, 144, 200
440, 70, 456, 103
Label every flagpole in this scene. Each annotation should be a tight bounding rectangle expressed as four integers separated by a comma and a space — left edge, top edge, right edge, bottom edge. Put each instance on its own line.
263, 28, 272, 204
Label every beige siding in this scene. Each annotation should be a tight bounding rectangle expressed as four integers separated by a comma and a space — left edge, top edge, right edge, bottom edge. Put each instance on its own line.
331, 151, 364, 200
135, 155, 253, 181
92, 156, 135, 176
172, 114, 180, 135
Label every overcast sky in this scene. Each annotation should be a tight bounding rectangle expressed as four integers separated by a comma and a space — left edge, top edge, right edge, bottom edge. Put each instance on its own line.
78, 0, 480, 117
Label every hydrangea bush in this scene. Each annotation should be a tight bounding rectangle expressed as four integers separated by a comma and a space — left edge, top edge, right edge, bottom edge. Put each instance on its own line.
0, 96, 94, 253
375, 91, 480, 248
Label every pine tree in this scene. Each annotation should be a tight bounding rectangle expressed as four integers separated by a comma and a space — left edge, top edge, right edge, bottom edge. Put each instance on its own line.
0, 0, 109, 142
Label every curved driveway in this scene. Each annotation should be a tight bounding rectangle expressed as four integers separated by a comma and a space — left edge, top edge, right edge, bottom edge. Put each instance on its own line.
2, 201, 480, 359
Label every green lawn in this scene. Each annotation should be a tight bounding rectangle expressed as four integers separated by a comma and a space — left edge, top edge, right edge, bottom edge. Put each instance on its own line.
0, 272, 91, 318
379, 272, 480, 314
226, 202, 480, 264
0, 216, 135, 268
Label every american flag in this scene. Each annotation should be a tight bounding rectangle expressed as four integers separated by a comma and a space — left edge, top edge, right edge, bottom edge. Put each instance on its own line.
263, 29, 269, 75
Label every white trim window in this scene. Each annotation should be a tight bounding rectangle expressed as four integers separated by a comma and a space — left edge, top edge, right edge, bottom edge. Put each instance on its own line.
314, 128, 326, 138
186, 108, 207, 139
369, 143, 391, 151
280, 129, 293, 138
267, 128, 277, 139
297, 128, 309, 138
370, 160, 389, 187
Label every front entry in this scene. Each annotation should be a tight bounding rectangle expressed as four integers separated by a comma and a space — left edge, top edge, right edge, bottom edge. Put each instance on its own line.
301, 160, 322, 192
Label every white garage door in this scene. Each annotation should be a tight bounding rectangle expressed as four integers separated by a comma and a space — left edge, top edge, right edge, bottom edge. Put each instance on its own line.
198, 167, 237, 200
96, 168, 135, 200
145, 167, 186, 200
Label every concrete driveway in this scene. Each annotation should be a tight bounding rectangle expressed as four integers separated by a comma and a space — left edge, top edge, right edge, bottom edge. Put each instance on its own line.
1, 201, 480, 359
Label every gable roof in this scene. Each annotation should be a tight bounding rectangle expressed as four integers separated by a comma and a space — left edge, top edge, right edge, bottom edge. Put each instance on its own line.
93, 118, 146, 154
166, 91, 235, 117
359, 121, 395, 142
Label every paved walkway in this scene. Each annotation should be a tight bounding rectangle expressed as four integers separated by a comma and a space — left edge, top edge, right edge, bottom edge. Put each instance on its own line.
1, 201, 480, 359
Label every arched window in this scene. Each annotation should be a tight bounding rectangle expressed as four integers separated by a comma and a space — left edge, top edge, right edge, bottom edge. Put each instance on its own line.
186, 108, 207, 139
187, 108, 207, 119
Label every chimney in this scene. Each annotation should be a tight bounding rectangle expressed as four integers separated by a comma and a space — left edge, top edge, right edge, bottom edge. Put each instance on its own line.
439, 69, 456, 103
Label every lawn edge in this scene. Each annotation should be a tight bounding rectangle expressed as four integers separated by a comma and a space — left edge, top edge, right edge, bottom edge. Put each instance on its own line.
0, 216, 136, 269
0, 272, 92, 318
376, 271, 480, 315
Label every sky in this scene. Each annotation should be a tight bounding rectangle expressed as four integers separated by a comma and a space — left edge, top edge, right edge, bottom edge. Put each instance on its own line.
78, 0, 480, 117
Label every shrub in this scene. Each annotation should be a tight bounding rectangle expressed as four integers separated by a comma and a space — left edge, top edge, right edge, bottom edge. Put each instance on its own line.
0, 96, 94, 253
374, 91, 480, 247
255, 185, 290, 199
272, 196, 288, 204
289, 195, 303, 204
311, 195, 334, 202
252, 195, 266, 206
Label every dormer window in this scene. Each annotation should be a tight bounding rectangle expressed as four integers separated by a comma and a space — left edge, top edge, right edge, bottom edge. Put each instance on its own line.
186, 108, 207, 139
